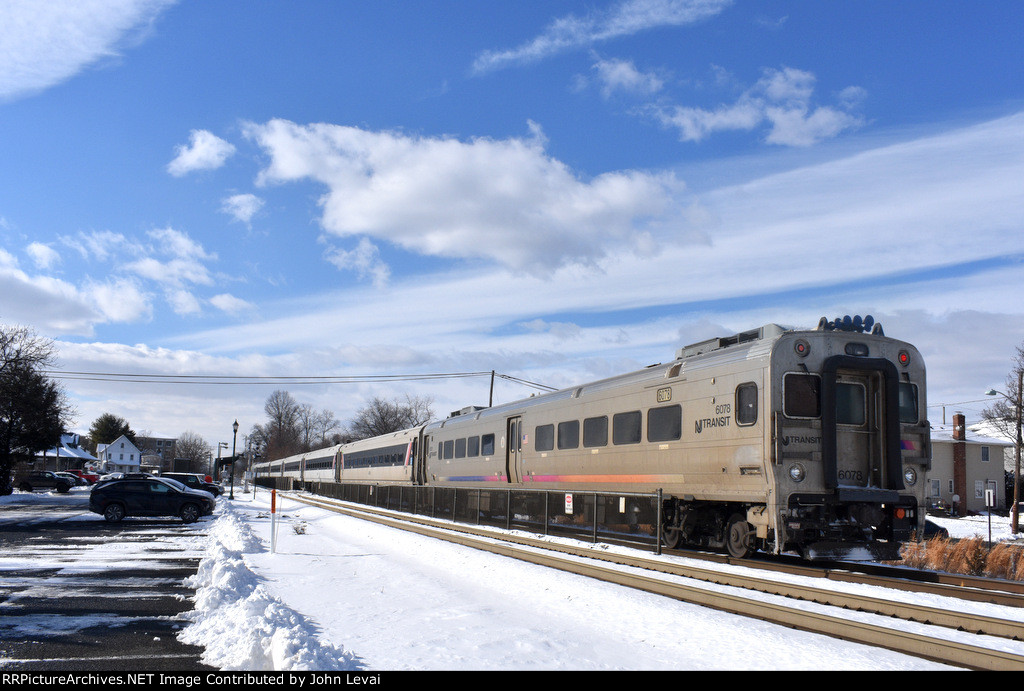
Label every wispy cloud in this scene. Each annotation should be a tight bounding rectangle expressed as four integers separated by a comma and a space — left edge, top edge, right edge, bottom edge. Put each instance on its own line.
590, 56, 665, 98
652, 66, 865, 146
472, 0, 732, 74
26, 242, 61, 270
0, 0, 176, 101
167, 130, 236, 176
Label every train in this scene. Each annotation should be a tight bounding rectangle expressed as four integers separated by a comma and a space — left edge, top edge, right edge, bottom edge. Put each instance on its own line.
252, 315, 930, 560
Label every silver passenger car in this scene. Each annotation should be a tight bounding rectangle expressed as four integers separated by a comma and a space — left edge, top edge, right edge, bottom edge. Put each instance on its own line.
256, 316, 929, 560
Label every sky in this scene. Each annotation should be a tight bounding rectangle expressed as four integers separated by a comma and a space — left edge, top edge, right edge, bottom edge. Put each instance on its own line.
1, 0, 1023, 449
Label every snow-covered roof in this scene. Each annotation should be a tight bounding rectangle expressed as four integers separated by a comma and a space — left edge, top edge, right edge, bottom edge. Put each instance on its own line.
930, 424, 1013, 446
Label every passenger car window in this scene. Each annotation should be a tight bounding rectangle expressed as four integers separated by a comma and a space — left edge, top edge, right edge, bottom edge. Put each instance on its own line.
583, 416, 608, 448
481, 434, 495, 456
535, 425, 554, 452
467, 436, 480, 457
784, 373, 821, 418
613, 411, 642, 445
455, 438, 466, 458
736, 383, 757, 426
898, 382, 919, 423
836, 382, 866, 426
557, 420, 580, 450
647, 405, 682, 442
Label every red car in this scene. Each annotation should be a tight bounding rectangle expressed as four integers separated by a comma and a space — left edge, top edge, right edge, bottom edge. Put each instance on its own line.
67, 469, 100, 484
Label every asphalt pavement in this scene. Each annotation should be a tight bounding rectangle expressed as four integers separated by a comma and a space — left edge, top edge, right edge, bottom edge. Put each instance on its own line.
0, 490, 216, 671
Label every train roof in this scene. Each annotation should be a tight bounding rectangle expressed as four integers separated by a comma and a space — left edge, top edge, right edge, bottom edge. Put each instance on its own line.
429, 314, 903, 429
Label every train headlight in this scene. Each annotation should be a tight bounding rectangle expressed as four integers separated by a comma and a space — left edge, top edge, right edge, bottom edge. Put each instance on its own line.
788, 464, 806, 483
903, 466, 918, 486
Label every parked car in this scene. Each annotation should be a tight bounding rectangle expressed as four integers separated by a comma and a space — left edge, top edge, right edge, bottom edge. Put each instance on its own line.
14, 471, 72, 493
55, 471, 87, 486
67, 469, 100, 484
89, 476, 216, 523
161, 472, 223, 496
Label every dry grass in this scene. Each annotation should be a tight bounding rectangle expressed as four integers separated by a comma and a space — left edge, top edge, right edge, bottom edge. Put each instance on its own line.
898, 537, 1024, 580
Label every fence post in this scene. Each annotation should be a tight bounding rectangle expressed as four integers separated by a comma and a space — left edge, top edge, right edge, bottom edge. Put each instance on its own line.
656, 488, 663, 555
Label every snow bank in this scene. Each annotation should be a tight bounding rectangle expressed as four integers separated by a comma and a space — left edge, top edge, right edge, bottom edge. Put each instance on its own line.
179, 503, 360, 671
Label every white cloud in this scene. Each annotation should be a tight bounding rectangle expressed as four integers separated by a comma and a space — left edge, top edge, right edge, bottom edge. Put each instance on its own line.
472, 0, 732, 73
653, 66, 865, 146
209, 293, 255, 314
167, 130, 236, 176
221, 193, 265, 225
84, 277, 153, 323
0, 0, 176, 101
591, 57, 665, 98
26, 242, 60, 269
324, 238, 391, 287
244, 119, 697, 274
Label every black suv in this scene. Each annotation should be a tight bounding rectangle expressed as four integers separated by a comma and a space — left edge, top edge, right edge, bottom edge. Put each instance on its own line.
15, 471, 73, 493
162, 472, 223, 496
89, 476, 216, 523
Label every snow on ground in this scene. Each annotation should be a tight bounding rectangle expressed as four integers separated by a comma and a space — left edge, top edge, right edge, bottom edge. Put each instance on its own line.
178, 488, 962, 671
4, 487, 1020, 671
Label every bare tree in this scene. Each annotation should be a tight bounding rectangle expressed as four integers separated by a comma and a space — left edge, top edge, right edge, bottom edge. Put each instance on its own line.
176, 430, 212, 474
346, 394, 434, 440
262, 390, 302, 459
982, 342, 1024, 532
0, 324, 57, 375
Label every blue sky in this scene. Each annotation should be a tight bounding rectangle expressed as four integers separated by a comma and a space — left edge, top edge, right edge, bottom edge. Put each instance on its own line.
1, 0, 1023, 447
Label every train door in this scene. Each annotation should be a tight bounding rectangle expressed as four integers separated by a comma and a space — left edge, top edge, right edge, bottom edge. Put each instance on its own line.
506, 416, 522, 483
822, 357, 903, 496
833, 372, 879, 488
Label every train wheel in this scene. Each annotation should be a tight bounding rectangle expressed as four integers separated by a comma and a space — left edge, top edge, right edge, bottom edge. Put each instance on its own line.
725, 513, 754, 559
662, 526, 682, 550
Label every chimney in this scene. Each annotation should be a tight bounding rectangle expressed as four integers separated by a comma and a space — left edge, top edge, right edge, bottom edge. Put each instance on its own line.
953, 412, 967, 516
953, 412, 966, 441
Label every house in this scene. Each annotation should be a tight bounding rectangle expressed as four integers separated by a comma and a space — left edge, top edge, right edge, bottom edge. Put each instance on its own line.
33, 434, 99, 473
135, 435, 178, 472
96, 435, 143, 475
928, 413, 1011, 515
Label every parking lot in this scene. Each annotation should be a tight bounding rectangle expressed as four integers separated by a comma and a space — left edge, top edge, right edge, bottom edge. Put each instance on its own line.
0, 489, 215, 670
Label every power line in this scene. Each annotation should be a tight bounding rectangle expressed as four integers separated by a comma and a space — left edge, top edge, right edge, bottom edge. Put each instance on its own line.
42, 369, 559, 392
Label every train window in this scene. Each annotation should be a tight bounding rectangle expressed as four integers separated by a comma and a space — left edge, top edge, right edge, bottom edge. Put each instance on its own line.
899, 383, 919, 423
481, 433, 495, 456
613, 411, 642, 445
557, 420, 580, 450
455, 438, 466, 458
736, 383, 758, 426
536, 424, 555, 452
836, 382, 866, 426
467, 436, 480, 457
784, 373, 821, 418
648, 404, 682, 442
443, 440, 454, 460
583, 416, 608, 447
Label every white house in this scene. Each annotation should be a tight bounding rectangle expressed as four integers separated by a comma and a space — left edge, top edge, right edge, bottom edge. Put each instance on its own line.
96, 435, 143, 474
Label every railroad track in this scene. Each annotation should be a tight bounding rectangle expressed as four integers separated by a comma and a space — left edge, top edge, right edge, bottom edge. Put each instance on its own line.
280, 491, 1024, 670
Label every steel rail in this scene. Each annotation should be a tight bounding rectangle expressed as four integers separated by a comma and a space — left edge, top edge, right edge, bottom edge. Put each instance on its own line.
287, 493, 1024, 638
283, 492, 1024, 670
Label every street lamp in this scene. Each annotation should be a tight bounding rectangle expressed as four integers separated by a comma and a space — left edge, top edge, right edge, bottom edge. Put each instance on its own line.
986, 371, 1023, 534
230, 419, 239, 500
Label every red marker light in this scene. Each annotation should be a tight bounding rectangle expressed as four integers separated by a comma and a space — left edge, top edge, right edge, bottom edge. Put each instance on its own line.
898, 350, 910, 366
